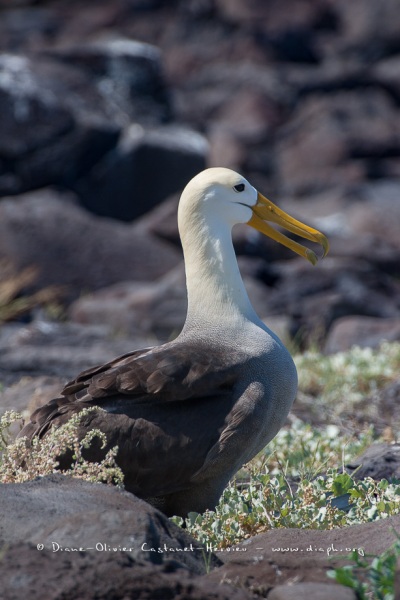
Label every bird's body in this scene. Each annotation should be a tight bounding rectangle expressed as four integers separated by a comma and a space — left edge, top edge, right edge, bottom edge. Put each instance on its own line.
19, 168, 328, 517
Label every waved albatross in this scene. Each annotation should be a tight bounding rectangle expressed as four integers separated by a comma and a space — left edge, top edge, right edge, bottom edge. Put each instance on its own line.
19, 168, 328, 517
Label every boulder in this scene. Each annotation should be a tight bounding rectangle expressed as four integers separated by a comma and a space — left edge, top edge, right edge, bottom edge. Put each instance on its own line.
0, 53, 119, 196
374, 55, 400, 108
1, 545, 248, 600
324, 316, 400, 353
214, 0, 331, 40
0, 320, 152, 386
44, 37, 172, 126
205, 514, 400, 593
74, 124, 208, 221
268, 583, 355, 600
361, 380, 400, 434
5, 474, 400, 600
69, 265, 187, 339
0, 6, 60, 53
0, 55, 74, 160
175, 62, 287, 178
346, 443, 400, 482
0, 474, 221, 573
0, 40, 205, 220
263, 255, 400, 347
0, 475, 250, 600
275, 90, 400, 195
0, 189, 181, 297
346, 181, 400, 250
0, 375, 64, 421
323, 0, 400, 60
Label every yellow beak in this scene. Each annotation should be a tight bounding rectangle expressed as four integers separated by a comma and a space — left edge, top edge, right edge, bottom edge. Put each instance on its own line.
248, 193, 329, 265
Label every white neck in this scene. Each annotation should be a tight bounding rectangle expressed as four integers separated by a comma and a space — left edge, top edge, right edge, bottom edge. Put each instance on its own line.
179, 214, 259, 331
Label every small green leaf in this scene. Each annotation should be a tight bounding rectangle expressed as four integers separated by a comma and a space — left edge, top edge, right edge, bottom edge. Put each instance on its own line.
328, 566, 357, 588
331, 473, 354, 496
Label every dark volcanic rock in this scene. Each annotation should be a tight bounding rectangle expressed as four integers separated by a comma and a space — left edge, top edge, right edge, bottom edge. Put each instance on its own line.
346, 443, 400, 482
262, 256, 400, 347
8, 476, 400, 600
0, 56, 74, 159
347, 181, 400, 251
0, 475, 251, 600
2, 2, 400, 597
175, 62, 287, 177
323, 0, 400, 60
374, 55, 400, 106
205, 515, 400, 594
0, 375, 64, 419
0, 6, 60, 53
45, 37, 173, 126
324, 316, 400, 353
363, 380, 400, 433
1, 544, 248, 600
268, 583, 355, 600
0, 189, 181, 296
69, 265, 187, 339
0, 53, 119, 196
0, 320, 152, 386
275, 90, 400, 195
0, 474, 221, 574
0, 39, 201, 219
74, 124, 208, 221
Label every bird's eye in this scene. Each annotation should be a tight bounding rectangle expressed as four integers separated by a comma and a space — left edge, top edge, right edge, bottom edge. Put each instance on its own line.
233, 183, 245, 193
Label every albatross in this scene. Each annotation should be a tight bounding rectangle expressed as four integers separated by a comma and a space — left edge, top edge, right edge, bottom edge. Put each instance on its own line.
19, 168, 328, 517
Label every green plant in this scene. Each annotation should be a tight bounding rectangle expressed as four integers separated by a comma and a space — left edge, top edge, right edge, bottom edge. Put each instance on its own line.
171, 420, 400, 548
260, 417, 374, 479
328, 536, 400, 600
173, 468, 400, 549
295, 342, 400, 427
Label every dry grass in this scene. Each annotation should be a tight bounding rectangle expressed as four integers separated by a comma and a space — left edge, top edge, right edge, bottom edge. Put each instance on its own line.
0, 263, 64, 323
0, 409, 124, 487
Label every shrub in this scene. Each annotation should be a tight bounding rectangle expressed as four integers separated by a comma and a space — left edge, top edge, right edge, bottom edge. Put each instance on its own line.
0, 408, 124, 487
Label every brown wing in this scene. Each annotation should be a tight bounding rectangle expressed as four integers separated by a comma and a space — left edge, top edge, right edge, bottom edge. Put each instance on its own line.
19, 340, 245, 499
61, 341, 239, 401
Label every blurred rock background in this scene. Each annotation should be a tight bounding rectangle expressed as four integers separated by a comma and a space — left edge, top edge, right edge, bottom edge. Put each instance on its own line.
0, 0, 400, 391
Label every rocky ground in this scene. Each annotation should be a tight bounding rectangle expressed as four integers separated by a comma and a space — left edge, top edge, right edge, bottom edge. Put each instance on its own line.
2, 474, 400, 600
1, 0, 400, 598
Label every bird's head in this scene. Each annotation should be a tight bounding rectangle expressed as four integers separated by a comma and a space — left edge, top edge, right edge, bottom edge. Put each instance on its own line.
179, 167, 329, 265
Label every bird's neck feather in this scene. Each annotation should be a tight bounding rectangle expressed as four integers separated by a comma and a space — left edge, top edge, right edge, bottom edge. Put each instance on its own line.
180, 214, 258, 328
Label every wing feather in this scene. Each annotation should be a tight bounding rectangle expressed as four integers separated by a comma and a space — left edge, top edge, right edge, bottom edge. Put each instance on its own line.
60, 341, 241, 404
18, 340, 257, 502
